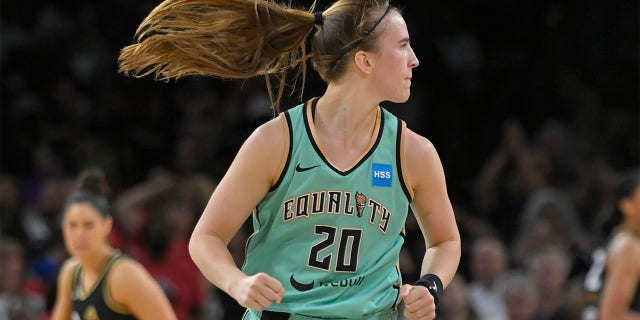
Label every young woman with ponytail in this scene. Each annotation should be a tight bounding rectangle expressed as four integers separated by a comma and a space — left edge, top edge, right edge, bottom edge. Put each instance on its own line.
120, 1, 461, 319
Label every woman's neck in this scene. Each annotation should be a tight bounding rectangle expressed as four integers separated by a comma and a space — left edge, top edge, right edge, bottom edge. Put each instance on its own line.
317, 82, 380, 132
310, 82, 382, 170
81, 245, 114, 274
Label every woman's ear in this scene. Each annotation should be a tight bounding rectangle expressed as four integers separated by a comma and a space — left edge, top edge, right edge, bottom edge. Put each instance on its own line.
353, 50, 374, 75
103, 216, 114, 236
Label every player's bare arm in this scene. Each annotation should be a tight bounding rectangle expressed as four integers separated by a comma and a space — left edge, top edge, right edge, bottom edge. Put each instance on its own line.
50, 258, 78, 320
110, 259, 178, 320
405, 128, 461, 284
189, 115, 287, 310
600, 233, 640, 320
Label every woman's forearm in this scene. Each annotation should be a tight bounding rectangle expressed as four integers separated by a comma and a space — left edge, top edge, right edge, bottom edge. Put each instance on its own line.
419, 239, 461, 287
189, 231, 247, 296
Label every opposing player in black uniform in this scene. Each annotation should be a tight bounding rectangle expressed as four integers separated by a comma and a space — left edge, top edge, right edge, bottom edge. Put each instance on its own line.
599, 170, 640, 320
51, 168, 177, 320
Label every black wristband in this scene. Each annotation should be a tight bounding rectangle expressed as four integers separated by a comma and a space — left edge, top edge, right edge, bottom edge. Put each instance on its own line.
414, 273, 444, 308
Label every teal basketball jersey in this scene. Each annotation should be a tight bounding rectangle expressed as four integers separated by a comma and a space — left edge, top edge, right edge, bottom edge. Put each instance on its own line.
242, 99, 413, 319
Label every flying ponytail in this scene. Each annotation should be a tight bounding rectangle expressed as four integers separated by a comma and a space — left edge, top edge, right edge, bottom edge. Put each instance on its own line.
119, 0, 393, 112
119, 0, 319, 111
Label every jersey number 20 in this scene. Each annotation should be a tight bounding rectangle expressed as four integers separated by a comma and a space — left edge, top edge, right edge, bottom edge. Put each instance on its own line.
308, 226, 362, 272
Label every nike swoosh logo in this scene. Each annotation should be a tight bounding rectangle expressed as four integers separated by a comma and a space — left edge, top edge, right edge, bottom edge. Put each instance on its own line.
290, 274, 314, 292
295, 164, 320, 172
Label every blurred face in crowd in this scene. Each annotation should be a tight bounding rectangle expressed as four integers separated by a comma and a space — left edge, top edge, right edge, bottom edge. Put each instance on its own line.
532, 251, 569, 295
521, 218, 553, 248
439, 276, 470, 314
505, 280, 538, 320
62, 203, 112, 261
0, 241, 25, 293
0, 175, 20, 212
471, 238, 507, 287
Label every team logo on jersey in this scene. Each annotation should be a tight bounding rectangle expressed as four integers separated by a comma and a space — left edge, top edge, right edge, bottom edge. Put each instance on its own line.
83, 306, 99, 320
372, 163, 392, 187
290, 274, 314, 292
289, 274, 366, 292
355, 192, 366, 217
295, 163, 320, 172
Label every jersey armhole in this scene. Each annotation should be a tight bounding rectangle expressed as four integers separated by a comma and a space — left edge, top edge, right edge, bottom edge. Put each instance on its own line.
396, 120, 414, 201
71, 261, 82, 297
103, 258, 133, 315
269, 111, 293, 191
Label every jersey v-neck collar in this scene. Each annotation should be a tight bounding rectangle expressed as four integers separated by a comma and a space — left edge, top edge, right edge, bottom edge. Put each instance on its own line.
75, 251, 120, 300
303, 98, 384, 176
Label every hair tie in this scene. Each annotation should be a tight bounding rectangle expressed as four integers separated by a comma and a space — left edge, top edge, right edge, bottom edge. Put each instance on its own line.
314, 12, 324, 26
363, 4, 391, 36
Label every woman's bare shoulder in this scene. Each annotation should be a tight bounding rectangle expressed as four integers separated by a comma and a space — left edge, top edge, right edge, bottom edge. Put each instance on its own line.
58, 257, 81, 278
608, 231, 640, 265
404, 127, 437, 158
241, 115, 288, 154
403, 127, 441, 172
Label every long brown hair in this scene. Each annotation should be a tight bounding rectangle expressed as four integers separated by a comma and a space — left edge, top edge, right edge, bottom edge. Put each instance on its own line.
119, 0, 393, 113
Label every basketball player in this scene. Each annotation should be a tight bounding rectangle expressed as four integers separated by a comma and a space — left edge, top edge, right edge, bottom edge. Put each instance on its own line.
599, 170, 640, 320
51, 168, 178, 320
118, 1, 461, 319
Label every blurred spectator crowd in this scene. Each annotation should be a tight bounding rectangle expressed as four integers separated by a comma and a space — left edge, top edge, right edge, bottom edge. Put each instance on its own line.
1, 0, 638, 319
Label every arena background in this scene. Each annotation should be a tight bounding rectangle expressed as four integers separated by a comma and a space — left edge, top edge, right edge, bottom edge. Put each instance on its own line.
1, 0, 638, 319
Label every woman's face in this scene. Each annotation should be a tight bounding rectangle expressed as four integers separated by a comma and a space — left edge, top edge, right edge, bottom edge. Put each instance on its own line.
62, 203, 111, 260
369, 11, 419, 103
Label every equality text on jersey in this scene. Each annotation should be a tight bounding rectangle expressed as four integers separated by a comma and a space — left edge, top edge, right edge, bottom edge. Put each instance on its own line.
281, 190, 392, 234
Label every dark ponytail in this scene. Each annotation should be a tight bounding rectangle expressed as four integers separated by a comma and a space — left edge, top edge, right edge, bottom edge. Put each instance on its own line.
63, 167, 111, 218
601, 168, 639, 236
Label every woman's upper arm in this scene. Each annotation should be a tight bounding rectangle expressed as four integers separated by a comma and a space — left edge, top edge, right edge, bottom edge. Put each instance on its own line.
193, 115, 288, 244
404, 129, 459, 246
600, 235, 640, 318
110, 260, 178, 320
51, 259, 77, 320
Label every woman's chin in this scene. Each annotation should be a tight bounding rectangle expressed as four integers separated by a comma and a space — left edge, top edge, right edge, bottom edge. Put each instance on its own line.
389, 94, 411, 104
